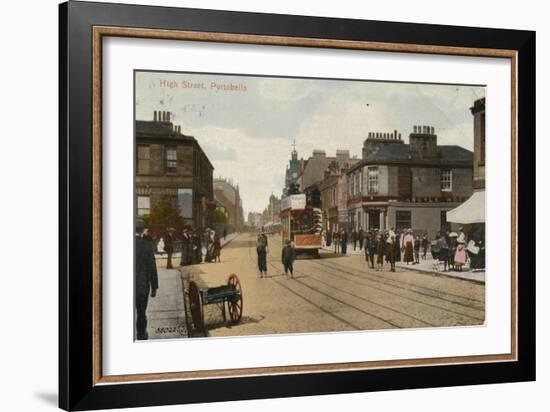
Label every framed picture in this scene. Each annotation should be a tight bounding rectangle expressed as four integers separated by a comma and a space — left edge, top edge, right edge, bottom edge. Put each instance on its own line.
59, 1, 535, 410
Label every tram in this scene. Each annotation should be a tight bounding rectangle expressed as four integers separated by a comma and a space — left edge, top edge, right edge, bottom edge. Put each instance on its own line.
280, 193, 323, 257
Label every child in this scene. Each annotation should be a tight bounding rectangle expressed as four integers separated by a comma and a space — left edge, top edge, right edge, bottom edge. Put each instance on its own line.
281, 240, 296, 278
414, 236, 421, 264
454, 242, 467, 272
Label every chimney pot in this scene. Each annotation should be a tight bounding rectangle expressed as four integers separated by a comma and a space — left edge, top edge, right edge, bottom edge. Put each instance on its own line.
167, 112, 171, 122
154, 111, 157, 122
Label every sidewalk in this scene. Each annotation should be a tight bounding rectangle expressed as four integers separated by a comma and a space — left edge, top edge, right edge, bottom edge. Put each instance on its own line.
142, 266, 188, 340
321, 244, 366, 255
396, 258, 485, 284
322, 245, 485, 284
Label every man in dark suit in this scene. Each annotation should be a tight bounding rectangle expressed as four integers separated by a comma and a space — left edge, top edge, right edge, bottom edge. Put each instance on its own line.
135, 219, 159, 340
179, 227, 191, 266
164, 228, 175, 269
340, 229, 348, 255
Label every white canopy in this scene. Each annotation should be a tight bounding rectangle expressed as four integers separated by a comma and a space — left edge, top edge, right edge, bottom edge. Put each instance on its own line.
446, 190, 485, 224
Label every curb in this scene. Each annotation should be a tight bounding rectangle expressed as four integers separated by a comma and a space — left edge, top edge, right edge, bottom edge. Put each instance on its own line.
397, 264, 485, 285
220, 233, 239, 249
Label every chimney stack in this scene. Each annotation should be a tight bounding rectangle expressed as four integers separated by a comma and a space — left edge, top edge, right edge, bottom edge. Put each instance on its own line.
409, 125, 437, 160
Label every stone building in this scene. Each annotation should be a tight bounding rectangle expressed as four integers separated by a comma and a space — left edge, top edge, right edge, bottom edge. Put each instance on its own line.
346, 126, 473, 236
213, 177, 244, 231
319, 160, 356, 233
136, 110, 214, 230
267, 193, 282, 224
447, 98, 485, 236
292, 149, 359, 212
247, 212, 262, 228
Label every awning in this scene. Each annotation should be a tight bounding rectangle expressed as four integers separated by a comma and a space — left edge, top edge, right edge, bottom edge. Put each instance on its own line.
446, 190, 485, 224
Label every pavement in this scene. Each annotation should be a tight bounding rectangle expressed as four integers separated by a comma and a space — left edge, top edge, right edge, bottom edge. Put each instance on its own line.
322, 244, 485, 284
143, 232, 240, 340
395, 259, 485, 284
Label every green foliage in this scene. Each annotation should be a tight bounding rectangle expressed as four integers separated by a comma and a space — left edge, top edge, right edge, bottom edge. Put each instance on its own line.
143, 200, 186, 226
213, 209, 228, 224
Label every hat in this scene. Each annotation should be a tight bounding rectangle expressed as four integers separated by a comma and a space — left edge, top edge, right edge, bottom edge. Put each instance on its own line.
135, 218, 145, 229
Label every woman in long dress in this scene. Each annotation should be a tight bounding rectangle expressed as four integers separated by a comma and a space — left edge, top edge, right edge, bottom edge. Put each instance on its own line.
212, 234, 221, 262
403, 229, 415, 264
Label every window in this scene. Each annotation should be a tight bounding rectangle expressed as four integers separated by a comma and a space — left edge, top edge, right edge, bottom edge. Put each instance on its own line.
137, 196, 150, 216
367, 167, 379, 194
395, 210, 411, 231
441, 168, 452, 191
137, 145, 150, 175
349, 175, 354, 196
165, 146, 177, 173
354, 173, 361, 196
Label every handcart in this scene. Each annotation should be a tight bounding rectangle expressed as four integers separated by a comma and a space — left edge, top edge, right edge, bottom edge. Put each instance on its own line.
186, 274, 243, 335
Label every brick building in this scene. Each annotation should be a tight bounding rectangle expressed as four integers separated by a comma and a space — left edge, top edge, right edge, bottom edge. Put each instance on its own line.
346, 126, 473, 237
135, 110, 214, 230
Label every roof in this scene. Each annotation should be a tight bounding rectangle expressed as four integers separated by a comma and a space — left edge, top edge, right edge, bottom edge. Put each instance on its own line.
136, 120, 194, 141
348, 144, 473, 173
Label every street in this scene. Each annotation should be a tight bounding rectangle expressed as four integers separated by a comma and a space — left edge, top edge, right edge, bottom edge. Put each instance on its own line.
152, 233, 486, 339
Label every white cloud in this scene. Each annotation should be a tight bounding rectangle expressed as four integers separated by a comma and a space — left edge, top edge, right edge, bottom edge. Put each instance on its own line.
258, 78, 320, 103
185, 126, 290, 214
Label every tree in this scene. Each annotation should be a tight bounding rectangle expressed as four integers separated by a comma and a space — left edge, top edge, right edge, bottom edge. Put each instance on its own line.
213, 209, 228, 224
143, 200, 185, 226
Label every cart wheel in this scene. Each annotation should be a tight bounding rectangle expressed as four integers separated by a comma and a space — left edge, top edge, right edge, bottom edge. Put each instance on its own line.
188, 281, 204, 332
227, 274, 243, 324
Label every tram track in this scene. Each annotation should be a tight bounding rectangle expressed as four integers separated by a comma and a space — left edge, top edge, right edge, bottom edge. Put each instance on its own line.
307, 260, 484, 323
317, 258, 485, 308
246, 235, 364, 330
247, 234, 484, 330
249, 236, 421, 328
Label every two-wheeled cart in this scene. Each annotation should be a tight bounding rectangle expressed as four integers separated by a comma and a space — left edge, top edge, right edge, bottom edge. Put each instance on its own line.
186, 274, 243, 336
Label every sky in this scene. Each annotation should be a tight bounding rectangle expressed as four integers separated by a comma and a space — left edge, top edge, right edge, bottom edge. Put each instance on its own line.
135, 71, 485, 216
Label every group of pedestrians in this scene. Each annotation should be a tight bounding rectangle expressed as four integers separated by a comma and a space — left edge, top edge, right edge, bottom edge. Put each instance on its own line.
178, 227, 222, 267
324, 228, 350, 255
142, 226, 226, 269
362, 228, 412, 272
430, 229, 468, 272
